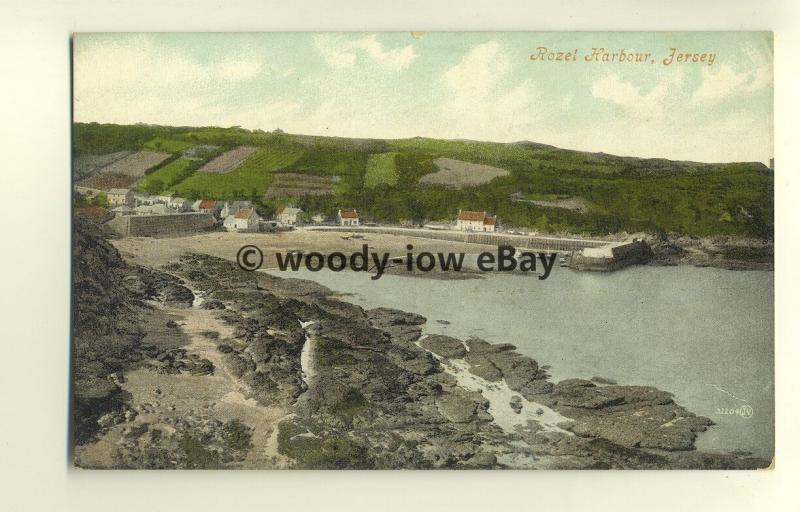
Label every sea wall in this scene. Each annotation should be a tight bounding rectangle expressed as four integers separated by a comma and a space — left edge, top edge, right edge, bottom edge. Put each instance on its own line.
308, 226, 608, 252
571, 240, 652, 271
108, 213, 216, 237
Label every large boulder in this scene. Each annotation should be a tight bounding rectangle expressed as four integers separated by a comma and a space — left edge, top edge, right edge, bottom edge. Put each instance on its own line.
419, 335, 466, 359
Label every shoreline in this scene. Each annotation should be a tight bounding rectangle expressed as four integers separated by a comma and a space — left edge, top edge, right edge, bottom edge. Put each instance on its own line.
74, 220, 771, 468
108, 229, 774, 274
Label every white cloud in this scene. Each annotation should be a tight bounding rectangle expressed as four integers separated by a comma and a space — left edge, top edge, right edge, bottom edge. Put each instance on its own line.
591, 73, 675, 121
443, 41, 510, 99
314, 34, 416, 71
435, 41, 542, 140
691, 65, 750, 104
692, 44, 772, 104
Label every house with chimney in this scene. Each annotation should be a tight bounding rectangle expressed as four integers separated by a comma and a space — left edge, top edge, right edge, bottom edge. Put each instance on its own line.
222, 207, 261, 232
337, 209, 360, 226
455, 210, 496, 232
108, 188, 134, 207
275, 205, 303, 226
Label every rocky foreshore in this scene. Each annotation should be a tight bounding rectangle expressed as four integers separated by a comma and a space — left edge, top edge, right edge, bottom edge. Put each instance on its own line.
645, 233, 773, 271
72, 219, 770, 469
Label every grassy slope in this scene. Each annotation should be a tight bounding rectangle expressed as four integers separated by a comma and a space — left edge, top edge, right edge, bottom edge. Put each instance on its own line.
134, 157, 193, 194
143, 137, 193, 153
364, 152, 399, 188
168, 146, 303, 200
73, 123, 773, 237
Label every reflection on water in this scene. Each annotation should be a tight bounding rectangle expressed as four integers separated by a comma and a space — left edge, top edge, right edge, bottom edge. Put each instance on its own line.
268, 263, 774, 458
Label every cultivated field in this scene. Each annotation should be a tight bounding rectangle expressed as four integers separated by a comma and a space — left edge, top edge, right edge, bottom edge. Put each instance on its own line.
134, 157, 194, 194
418, 158, 509, 188
81, 150, 172, 190
170, 147, 303, 199
264, 173, 338, 198
198, 146, 258, 173
73, 151, 132, 182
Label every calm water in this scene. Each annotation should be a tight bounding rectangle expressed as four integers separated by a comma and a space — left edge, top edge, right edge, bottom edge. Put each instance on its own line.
268, 263, 774, 458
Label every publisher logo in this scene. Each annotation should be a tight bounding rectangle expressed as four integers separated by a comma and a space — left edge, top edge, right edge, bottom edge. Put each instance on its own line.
237, 245, 263, 271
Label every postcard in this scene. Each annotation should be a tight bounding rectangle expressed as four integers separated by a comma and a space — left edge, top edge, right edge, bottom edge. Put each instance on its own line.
71, 32, 773, 469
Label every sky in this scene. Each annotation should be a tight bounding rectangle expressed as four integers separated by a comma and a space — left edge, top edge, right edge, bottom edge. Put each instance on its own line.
73, 32, 773, 164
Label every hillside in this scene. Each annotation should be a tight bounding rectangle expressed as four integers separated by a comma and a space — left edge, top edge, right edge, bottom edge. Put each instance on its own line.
73, 123, 774, 238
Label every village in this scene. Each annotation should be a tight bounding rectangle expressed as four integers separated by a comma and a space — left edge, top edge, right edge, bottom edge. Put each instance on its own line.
74, 186, 502, 235
74, 186, 650, 271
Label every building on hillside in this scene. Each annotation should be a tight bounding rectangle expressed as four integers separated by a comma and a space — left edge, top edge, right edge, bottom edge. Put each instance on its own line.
192, 199, 223, 219
134, 193, 154, 206
456, 210, 496, 232
222, 207, 261, 232
311, 213, 326, 224
220, 200, 252, 219
170, 197, 190, 212
275, 206, 303, 226
108, 188, 134, 207
337, 209, 360, 226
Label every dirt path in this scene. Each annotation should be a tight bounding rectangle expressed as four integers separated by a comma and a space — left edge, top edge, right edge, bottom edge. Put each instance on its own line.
75, 296, 293, 468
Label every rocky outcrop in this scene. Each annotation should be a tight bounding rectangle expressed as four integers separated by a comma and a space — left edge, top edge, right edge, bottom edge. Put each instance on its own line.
72, 226, 770, 469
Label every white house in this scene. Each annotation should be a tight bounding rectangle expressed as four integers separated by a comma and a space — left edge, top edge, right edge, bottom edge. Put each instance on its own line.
108, 188, 134, 207
337, 209, 360, 226
169, 197, 190, 212
276, 206, 302, 226
223, 207, 260, 232
456, 210, 496, 232
133, 193, 153, 206
311, 213, 326, 224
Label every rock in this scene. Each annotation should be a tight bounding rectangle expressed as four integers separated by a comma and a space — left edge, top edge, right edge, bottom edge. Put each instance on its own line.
464, 352, 502, 381
536, 408, 544, 415
165, 320, 178, 328
163, 284, 194, 308
190, 358, 215, 376
436, 388, 491, 424
420, 335, 466, 359
201, 299, 225, 310
467, 451, 497, 467
556, 378, 596, 390
510, 396, 523, 414
591, 376, 618, 385
367, 307, 426, 343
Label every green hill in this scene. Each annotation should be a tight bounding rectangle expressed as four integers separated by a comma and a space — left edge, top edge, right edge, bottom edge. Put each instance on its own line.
73, 122, 773, 238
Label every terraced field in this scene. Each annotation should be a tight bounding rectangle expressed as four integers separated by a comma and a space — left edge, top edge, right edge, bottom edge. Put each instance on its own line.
73, 123, 775, 237
264, 173, 338, 199
418, 158, 510, 188
82, 150, 171, 190
169, 147, 303, 200
364, 152, 399, 188
198, 146, 258, 173
134, 157, 195, 194
73, 151, 131, 182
